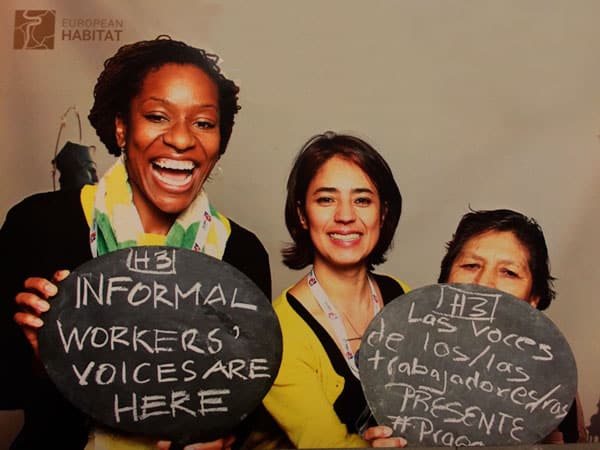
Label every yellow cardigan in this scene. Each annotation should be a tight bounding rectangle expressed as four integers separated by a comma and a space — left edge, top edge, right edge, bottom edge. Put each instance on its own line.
262, 276, 410, 449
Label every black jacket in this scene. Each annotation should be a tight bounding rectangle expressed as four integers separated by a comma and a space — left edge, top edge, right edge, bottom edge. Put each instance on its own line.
0, 188, 271, 449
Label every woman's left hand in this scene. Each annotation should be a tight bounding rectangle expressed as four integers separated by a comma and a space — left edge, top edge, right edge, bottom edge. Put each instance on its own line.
156, 435, 236, 450
363, 425, 407, 448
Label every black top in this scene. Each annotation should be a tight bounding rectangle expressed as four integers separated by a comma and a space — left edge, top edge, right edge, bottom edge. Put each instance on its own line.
0, 188, 271, 449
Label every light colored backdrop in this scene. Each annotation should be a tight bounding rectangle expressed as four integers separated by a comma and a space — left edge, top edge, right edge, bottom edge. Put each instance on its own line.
2, 0, 599, 447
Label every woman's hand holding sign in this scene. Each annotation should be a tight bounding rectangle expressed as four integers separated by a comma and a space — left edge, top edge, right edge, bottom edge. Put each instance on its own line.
14, 269, 70, 356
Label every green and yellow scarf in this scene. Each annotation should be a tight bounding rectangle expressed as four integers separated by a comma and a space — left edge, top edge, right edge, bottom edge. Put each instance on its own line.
83, 157, 230, 258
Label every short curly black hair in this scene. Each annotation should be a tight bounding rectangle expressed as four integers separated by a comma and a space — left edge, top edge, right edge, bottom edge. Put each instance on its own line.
88, 35, 240, 157
438, 208, 556, 311
282, 131, 402, 271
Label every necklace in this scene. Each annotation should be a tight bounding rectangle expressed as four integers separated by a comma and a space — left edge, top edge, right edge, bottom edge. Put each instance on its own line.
307, 268, 380, 378
341, 310, 365, 341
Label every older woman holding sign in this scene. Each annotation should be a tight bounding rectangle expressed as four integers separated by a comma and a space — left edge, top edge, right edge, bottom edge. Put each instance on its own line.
1, 37, 270, 449
252, 132, 409, 448
438, 208, 587, 444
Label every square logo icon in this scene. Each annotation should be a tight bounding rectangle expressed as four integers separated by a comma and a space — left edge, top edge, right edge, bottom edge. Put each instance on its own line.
14, 10, 56, 49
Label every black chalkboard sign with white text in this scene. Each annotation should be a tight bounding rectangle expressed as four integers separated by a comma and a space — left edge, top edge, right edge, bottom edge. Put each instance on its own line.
38, 246, 282, 445
359, 283, 577, 447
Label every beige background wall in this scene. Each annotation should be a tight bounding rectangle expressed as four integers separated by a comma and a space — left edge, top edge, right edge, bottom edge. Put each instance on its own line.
1, 0, 599, 447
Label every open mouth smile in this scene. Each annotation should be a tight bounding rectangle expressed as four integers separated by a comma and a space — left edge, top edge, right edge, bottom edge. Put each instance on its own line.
152, 158, 196, 187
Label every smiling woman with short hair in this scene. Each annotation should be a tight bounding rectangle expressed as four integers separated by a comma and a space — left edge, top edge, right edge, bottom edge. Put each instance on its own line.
251, 131, 408, 449
2, 36, 270, 450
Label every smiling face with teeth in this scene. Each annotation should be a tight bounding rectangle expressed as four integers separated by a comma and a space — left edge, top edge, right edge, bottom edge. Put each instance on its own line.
115, 63, 221, 233
300, 155, 383, 271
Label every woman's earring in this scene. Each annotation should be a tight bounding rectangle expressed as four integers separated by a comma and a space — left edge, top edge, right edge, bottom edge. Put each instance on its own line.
208, 163, 223, 182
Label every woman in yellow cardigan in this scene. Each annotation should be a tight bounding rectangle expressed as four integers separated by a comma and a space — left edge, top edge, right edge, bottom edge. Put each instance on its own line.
261, 132, 409, 448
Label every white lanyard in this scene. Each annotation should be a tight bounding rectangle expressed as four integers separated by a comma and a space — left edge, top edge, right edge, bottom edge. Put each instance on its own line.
307, 268, 380, 379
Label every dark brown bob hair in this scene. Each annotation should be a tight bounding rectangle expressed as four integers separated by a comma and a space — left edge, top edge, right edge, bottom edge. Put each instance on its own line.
282, 131, 402, 270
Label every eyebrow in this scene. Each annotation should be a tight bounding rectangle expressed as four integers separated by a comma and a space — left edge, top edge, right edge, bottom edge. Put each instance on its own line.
312, 187, 375, 195
458, 252, 529, 270
143, 96, 218, 110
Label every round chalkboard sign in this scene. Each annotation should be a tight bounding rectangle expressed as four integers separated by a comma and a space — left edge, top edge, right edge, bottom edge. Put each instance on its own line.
38, 246, 282, 445
359, 283, 577, 447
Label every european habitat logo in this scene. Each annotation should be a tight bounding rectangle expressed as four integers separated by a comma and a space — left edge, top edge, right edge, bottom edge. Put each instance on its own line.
14, 9, 124, 50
